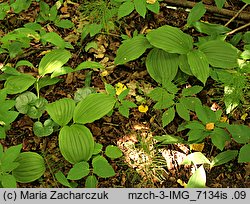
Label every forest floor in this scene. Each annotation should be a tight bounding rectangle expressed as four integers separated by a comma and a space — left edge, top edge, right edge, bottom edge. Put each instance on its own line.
0, 0, 250, 188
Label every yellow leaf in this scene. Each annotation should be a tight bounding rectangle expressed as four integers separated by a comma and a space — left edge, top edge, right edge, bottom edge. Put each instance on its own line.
220, 116, 229, 123
100, 70, 108, 77
241, 113, 248, 121
205, 122, 214, 130
190, 143, 204, 152
138, 105, 148, 113
147, 0, 157, 4
177, 179, 187, 187
115, 82, 127, 95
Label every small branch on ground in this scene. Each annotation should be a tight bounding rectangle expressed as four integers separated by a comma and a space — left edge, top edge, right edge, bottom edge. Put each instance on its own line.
163, 0, 250, 21
224, 4, 248, 27
226, 21, 250, 35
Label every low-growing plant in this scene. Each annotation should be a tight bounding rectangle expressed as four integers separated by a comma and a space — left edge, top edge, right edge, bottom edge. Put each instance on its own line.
105, 83, 137, 118
115, 0, 161, 19
0, 143, 46, 187
55, 144, 123, 188
0, 89, 19, 139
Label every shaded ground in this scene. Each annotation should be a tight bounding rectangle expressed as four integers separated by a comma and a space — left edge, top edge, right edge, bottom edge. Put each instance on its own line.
0, 0, 250, 188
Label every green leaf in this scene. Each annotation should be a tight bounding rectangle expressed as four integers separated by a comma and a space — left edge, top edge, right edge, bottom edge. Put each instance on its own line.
193, 22, 231, 36
148, 87, 175, 109
92, 155, 115, 178
238, 144, 250, 163
187, 129, 207, 143
0, 3, 10, 20
134, 0, 147, 18
4, 74, 36, 94
118, 1, 134, 19
42, 32, 66, 49
195, 105, 215, 124
114, 35, 152, 65
182, 152, 210, 165
46, 98, 75, 126
242, 0, 250, 4
146, 1, 160, 13
1, 162, 20, 173
85, 175, 98, 188
105, 145, 123, 159
93, 143, 103, 155
215, 0, 226, 9
59, 125, 94, 164
15, 91, 37, 114
198, 40, 238, 68
146, 48, 179, 84
73, 93, 116, 124
154, 135, 186, 144
187, 2, 206, 27
55, 171, 72, 188
75, 61, 104, 71
1, 144, 22, 165
15, 60, 34, 68
182, 86, 203, 96
176, 102, 190, 121
67, 161, 90, 180
12, 152, 45, 183
74, 87, 96, 103
186, 165, 206, 188
162, 107, 175, 127
179, 54, 193, 75
210, 128, 231, 151
1, 175, 17, 188
226, 124, 250, 144
55, 20, 74, 29
38, 49, 71, 76
187, 49, 210, 84
36, 77, 61, 91
146, 25, 193, 54
180, 97, 202, 111
33, 119, 54, 137
51, 66, 74, 78
210, 150, 238, 168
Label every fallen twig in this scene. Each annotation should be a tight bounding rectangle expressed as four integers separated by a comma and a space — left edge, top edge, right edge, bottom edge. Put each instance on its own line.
224, 4, 248, 27
226, 21, 250, 35
163, 0, 250, 21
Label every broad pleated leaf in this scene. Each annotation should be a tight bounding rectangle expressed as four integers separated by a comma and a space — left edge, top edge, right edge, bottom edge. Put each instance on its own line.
38, 49, 71, 76
210, 128, 230, 151
187, 2, 206, 27
59, 125, 94, 164
73, 93, 116, 124
178, 54, 193, 75
198, 40, 238, 68
4, 74, 36, 94
41, 32, 65, 49
114, 36, 152, 65
187, 49, 209, 85
186, 165, 206, 188
215, 0, 227, 9
46, 98, 75, 126
146, 48, 179, 84
146, 25, 193, 54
